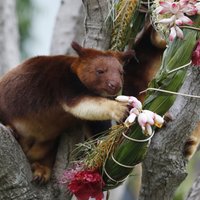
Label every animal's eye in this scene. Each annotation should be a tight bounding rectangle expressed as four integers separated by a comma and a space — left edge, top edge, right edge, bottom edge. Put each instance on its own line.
96, 69, 104, 75
119, 70, 124, 75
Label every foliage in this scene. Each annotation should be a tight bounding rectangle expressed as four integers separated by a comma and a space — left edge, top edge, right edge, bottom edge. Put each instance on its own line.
16, 0, 33, 59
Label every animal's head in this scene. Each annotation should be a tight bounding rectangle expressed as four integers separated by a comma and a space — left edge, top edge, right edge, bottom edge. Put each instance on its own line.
71, 42, 135, 97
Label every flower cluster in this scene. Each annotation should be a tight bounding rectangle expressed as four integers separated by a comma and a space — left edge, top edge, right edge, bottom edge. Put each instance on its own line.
155, 0, 200, 41
192, 40, 200, 66
61, 164, 105, 200
61, 96, 165, 199
116, 95, 164, 136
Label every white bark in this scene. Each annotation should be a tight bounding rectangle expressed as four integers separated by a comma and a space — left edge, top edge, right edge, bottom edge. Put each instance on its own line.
139, 67, 200, 200
82, 0, 112, 49
0, 0, 20, 74
50, 0, 84, 55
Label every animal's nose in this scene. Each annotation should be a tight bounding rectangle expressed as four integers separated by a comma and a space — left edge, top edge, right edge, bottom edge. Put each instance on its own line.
108, 81, 120, 91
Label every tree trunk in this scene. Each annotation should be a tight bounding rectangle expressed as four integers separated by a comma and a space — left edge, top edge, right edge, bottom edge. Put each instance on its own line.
139, 66, 200, 200
50, 0, 84, 55
0, 125, 39, 200
186, 174, 200, 200
0, 0, 20, 74
82, 0, 112, 49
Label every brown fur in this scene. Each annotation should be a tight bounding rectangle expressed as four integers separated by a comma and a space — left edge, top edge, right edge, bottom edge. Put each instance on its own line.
184, 122, 200, 160
0, 42, 134, 183
123, 27, 164, 101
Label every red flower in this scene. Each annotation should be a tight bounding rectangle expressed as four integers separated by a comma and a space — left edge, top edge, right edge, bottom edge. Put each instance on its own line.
192, 40, 200, 66
65, 169, 105, 200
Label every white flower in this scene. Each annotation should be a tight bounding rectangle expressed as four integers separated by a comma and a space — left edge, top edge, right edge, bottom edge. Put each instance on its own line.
115, 95, 130, 102
138, 113, 148, 129
154, 114, 164, 128
169, 26, 184, 41
195, 2, 200, 14
115, 95, 142, 110
116, 95, 164, 135
125, 113, 137, 124
138, 113, 153, 135
145, 124, 153, 136
143, 110, 155, 125
130, 107, 140, 115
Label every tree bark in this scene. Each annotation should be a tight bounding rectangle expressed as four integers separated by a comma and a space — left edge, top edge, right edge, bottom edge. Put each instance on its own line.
0, 0, 20, 74
139, 66, 200, 200
0, 125, 39, 200
186, 174, 200, 200
50, 0, 84, 55
82, 0, 112, 49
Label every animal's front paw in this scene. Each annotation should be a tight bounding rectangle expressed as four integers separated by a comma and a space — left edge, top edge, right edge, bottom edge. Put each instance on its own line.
184, 135, 199, 160
110, 101, 129, 123
163, 112, 173, 127
31, 162, 51, 185
183, 122, 200, 160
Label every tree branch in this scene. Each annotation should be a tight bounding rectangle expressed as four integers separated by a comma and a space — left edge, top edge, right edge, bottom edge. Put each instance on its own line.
0, 125, 40, 200
139, 66, 200, 200
186, 173, 200, 200
82, 0, 111, 49
0, 0, 20, 74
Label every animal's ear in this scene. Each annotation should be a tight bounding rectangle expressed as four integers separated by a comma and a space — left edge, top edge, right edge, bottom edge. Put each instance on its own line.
71, 41, 85, 57
115, 50, 136, 64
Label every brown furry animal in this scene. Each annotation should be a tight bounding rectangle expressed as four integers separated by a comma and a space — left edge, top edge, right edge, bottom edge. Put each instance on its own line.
0, 42, 134, 184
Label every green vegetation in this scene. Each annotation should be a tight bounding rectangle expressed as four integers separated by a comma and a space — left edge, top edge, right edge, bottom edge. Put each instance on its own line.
16, 0, 33, 59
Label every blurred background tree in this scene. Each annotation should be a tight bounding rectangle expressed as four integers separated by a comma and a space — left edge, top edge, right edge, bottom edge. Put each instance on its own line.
16, 0, 33, 59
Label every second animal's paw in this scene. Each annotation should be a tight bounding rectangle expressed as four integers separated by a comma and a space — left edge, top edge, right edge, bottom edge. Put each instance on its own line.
31, 162, 51, 185
183, 122, 200, 160
183, 135, 200, 160
110, 101, 129, 123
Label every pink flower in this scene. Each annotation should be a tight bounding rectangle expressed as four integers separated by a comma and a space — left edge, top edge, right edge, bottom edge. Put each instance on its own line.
61, 168, 105, 200
138, 113, 148, 128
159, 15, 176, 24
125, 112, 137, 124
115, 95, 142, 110
175, 13, 193, 25
116, 95, 164, 134
60, 163, 84, 184
154, 113, 165, 128
169, 26, 184, 41
138, 113, 153, 135
195, 2, 200, 14
155, 0, 197, 41
192, 40, 200, 66
156, 1, 180, 14
181, 3, 198, 15
137, 110, 164, 135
